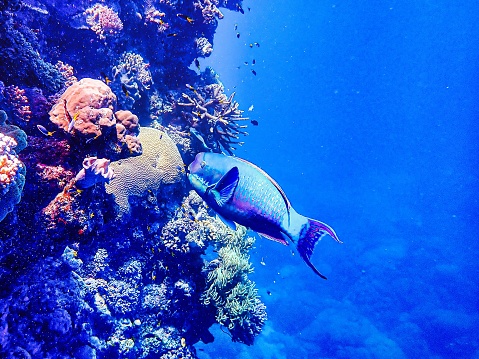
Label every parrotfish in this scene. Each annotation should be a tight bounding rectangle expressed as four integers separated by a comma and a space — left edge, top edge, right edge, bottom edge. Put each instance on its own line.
188, 152, 342, 279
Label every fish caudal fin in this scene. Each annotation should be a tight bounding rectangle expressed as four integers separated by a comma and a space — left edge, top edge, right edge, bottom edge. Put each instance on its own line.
297, 219, 342, 279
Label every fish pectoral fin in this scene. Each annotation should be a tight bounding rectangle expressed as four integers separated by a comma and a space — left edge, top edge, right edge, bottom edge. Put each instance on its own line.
212, 166, 239, 206
216, 213, 237, 231
257, 232, 289, 246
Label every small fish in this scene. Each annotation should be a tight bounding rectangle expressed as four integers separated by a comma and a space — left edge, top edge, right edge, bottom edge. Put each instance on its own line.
167, 33, 178, 37
254, 42, 260, 47
194, 58, 200, 70
36, 124, 56, 137
248, 7, 251, 11
260, 257, 266, 265
68, 112, 79, 133
250, 119, 258, 126
187, 152, 342, 279
186, 83, 197, 93
234, 23, 238, 31
244, 61, 248, 65
249, 43, 253, 48
251, 70, 257, 76
181, 337, 186, 347
86, 134, 101, 144
100, 71, 111, 85
236, 32, 240, 39
248, 104, 254, 111
267, 290, 272, 296
237, 4, 244, 14
121, 83, 130, 97
177, 13, 194, 24
252, 59, 256, 65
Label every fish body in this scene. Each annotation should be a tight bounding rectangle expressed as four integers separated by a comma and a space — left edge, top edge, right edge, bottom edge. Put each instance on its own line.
188, 152, 341, 279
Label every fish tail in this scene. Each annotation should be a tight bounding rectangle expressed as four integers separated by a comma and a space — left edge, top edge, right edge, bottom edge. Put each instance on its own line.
297, 218, 342, 279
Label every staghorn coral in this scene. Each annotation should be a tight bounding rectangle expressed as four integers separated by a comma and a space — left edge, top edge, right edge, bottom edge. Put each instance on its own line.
105, 127, 184, 215
202, 226, 267, 345
178, 81, 249, 155
85, 3, 123, 40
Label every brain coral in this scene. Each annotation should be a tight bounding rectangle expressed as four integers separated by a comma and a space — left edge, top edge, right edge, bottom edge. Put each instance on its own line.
105, 127, 184, 214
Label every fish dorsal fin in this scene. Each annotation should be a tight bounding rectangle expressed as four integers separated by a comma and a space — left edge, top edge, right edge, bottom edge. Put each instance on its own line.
235, 157, 292, 224
212, 166, 239, 206
257, 232, 289, 246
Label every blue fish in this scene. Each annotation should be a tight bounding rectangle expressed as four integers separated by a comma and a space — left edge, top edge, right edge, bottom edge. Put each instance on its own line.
188, 152, 342, 279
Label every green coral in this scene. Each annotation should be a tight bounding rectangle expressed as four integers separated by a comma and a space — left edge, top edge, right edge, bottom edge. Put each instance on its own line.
202, 225, 267, 345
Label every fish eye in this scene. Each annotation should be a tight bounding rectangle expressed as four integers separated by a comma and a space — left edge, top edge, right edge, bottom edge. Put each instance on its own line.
200, 161, 206, 168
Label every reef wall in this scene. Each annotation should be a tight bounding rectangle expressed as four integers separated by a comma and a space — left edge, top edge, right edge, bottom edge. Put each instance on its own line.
0, 1, 263, 358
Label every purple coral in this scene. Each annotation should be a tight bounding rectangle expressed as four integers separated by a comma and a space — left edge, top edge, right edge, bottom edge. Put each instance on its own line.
75, 157, 114, 190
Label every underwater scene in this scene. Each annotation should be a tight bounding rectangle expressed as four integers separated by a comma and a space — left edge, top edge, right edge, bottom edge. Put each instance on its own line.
0, 0, 478, 358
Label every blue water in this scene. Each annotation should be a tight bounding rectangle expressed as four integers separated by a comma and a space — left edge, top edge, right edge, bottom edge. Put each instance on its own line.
200, 1, 479, 358
1, 0, 478, 358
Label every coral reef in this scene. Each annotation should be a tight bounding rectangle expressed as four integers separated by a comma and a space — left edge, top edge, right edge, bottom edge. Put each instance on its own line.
0, 0, 265, 357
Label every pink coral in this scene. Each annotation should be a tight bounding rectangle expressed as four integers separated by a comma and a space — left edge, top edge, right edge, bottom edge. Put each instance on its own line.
48, 78, 142, 157
75, 157, 114, 190
49, 78, 116, 137
54, 61, 78, 88
85, 4, 123, 40
4, 86, 32, 123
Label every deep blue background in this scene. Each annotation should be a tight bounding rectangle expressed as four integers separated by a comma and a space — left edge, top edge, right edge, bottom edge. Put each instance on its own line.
200, 1, 479, 358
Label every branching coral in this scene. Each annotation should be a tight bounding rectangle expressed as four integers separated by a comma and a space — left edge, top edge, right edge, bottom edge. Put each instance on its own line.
201, 225, 267, 345
178, 82, 249, 155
